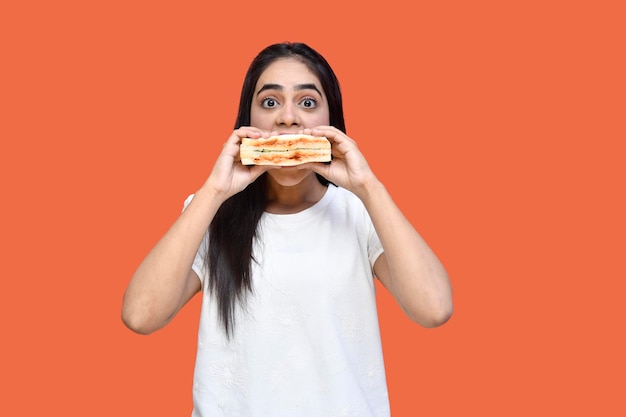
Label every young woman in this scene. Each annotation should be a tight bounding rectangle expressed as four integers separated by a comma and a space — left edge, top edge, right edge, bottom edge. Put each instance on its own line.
122, 42, 453, 416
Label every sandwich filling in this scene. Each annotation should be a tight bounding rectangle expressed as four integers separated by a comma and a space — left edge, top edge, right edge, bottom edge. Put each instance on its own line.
240, 135, 331, 166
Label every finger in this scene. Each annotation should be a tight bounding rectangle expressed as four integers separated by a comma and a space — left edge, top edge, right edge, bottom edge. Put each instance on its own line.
222, 140, 241, 158
296, 161, 329, 178
232, 127, 271, 142
309, 126, 336, 140
311, 127, 357, 148
233, 148, 242, 162
248, 165, 278, 181
225, 127, 270, 157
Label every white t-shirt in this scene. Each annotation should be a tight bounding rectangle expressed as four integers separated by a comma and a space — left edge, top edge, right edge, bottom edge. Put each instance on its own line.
186, 184, 390, 417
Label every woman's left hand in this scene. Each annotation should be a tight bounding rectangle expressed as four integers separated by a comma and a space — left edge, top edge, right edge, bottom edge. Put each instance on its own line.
297, 126, 378, 198
301, 128, 453, 328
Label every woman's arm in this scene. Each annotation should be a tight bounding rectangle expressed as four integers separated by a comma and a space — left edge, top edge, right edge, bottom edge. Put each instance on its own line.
121, 128, 276, 334
362, 180, 453, 327
301, 126, 453, 327
121, 187, 221, 335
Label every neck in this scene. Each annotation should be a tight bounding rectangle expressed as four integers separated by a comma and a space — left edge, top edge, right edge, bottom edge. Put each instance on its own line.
265, 173, 327, 214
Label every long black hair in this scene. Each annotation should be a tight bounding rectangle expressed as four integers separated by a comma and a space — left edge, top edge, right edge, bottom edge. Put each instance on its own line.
206, 42, 346, 337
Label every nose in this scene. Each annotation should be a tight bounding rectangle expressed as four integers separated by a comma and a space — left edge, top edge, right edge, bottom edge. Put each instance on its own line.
276, 102, 300, 127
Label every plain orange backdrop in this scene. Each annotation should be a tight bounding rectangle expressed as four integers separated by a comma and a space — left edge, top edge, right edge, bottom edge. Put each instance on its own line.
1, 0, 625, 415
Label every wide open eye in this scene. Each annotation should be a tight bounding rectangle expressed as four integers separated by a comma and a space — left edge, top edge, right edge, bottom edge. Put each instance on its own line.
261, 97, 279, 108
300, 97, 317, 109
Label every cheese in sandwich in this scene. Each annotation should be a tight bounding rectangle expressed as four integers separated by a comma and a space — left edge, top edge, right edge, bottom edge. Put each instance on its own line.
240, 134, 331, 166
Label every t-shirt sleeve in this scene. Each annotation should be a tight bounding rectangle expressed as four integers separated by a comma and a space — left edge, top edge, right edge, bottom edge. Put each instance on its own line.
366, 213, 384, 269
183, 194, 208, 287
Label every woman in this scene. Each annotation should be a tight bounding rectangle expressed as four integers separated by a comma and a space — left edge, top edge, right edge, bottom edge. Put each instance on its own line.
122, 42, 453, 416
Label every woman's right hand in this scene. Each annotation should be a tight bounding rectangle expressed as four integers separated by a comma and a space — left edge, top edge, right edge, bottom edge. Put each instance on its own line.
201, 127, 276, 202
122, 127, 277, 335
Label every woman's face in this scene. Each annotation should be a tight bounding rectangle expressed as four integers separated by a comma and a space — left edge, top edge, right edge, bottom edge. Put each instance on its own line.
250, 57, 330, 133
250, 58, 330, 187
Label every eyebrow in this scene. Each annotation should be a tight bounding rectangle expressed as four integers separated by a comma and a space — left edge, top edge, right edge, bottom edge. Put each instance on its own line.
256, 83, 323, 97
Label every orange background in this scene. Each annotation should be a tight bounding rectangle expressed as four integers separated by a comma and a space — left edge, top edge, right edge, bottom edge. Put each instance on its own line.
1, 0, 625, 415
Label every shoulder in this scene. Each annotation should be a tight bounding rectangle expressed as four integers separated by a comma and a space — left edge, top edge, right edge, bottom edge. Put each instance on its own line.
325, 185, 374, 228
330, 184, 362, 206
183, 193, 195, 211
329, 185, 368, 214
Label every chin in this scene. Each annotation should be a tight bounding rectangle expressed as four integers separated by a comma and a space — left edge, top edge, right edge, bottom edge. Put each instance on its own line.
266, 167, 313, 186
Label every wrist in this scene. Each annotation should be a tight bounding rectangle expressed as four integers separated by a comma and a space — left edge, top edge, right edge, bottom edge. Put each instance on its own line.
195, 182, 230, 207
355, 176, 386, 203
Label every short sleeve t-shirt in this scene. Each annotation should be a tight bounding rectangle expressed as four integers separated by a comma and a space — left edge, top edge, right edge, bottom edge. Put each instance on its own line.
187, 184, 390, 417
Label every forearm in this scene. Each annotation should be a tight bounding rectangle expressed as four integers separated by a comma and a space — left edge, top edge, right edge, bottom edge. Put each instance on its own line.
359, 179, 453, 326
121, 186, 224, 333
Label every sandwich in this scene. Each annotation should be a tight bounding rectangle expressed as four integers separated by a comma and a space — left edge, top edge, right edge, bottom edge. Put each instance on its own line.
240, 134, 331, 166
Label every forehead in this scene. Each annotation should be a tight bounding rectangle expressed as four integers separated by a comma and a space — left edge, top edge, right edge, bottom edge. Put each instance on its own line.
255, 58, 323, 93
